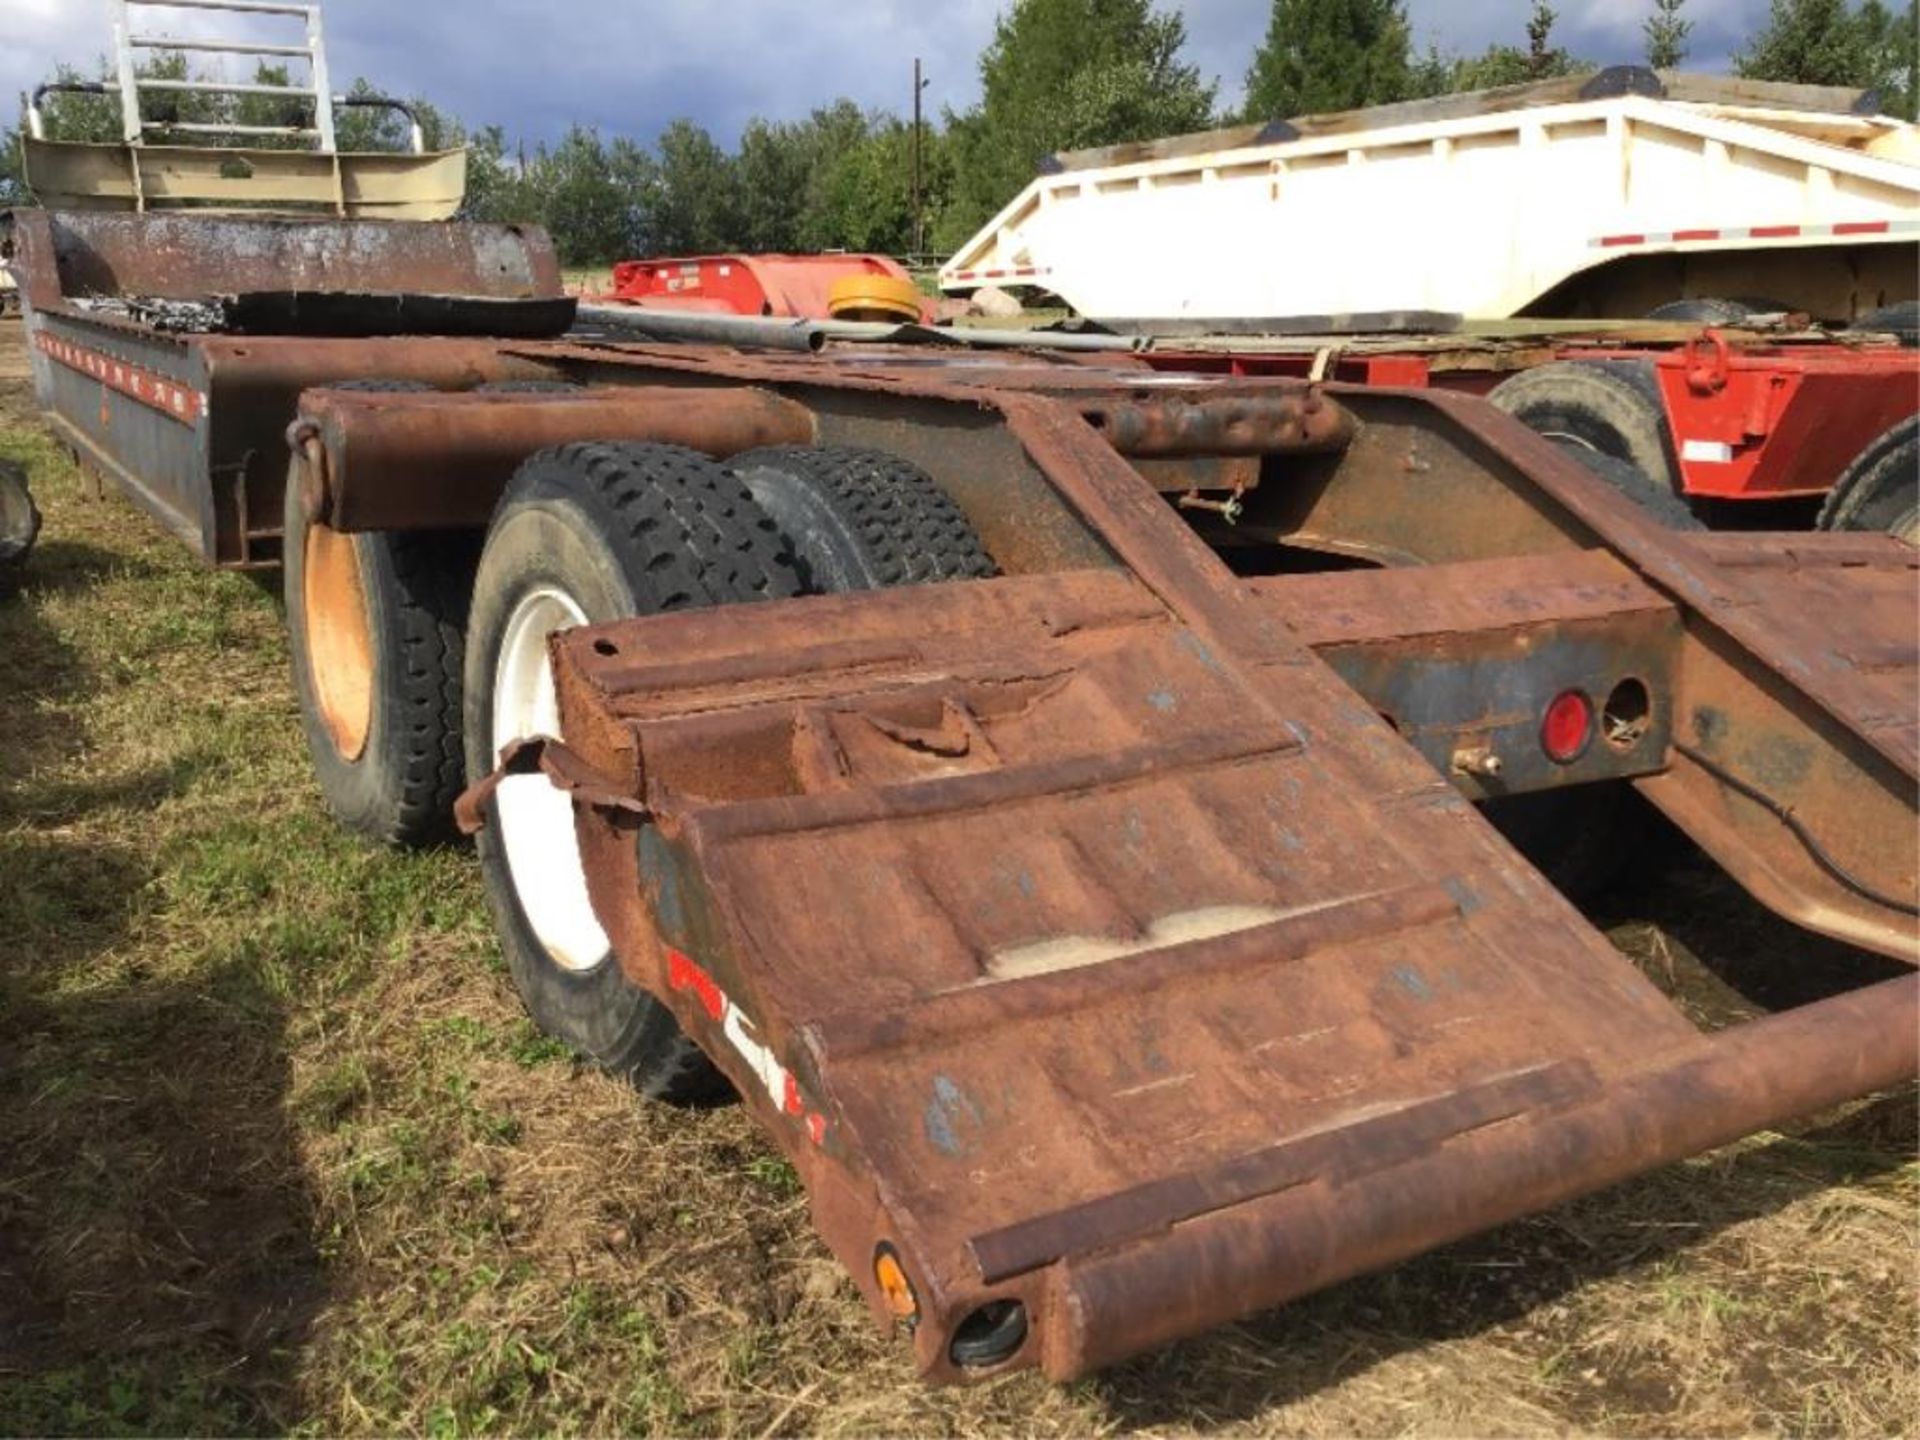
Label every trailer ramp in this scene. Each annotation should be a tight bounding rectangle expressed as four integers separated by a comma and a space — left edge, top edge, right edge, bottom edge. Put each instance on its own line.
530, 559, 1916, 1383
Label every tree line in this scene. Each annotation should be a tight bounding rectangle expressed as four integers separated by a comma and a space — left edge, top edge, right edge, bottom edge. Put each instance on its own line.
3, 0, 1914, 267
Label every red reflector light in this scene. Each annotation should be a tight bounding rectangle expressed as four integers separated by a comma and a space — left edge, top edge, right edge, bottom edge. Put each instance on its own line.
1541, 690, 1595, 764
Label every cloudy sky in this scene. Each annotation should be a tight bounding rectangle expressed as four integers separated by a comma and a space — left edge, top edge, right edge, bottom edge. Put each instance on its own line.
5, 0, 1779, 148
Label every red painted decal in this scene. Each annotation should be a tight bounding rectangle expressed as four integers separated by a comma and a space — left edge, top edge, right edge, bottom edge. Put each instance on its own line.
667, 946, 726, 1021
1834, 220, 1890, 236
33, 331, 205, 425
1672, 228, 1719, 242
1599, 233, 1645, 248
666, 945, 830, 1145
1750, 224, 1801, 239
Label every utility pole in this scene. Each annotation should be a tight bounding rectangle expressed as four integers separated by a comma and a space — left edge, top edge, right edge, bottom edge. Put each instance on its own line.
912, 58, 928, 258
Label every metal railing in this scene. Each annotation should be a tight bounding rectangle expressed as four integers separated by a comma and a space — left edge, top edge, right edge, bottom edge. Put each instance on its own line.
114, 0, 336, 148
24, 1, 424, 155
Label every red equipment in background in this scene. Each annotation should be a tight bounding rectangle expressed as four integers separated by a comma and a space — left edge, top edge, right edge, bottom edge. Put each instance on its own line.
1144, 333, 1918, 507
601, 253, 931, 323
1643, 336, 1916, 500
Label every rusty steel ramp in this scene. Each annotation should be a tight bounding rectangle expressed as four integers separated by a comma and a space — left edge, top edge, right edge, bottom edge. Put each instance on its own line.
532, 554, 1917, 1382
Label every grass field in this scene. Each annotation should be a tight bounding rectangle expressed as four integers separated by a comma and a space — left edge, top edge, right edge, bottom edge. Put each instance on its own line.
0, 313, 1913, 1437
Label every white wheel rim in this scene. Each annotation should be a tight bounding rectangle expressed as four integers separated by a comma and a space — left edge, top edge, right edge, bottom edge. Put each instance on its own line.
492, 586, 613, 972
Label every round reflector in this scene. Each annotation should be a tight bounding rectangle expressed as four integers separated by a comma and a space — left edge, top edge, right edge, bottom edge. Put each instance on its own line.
1541, 689, 1595, 764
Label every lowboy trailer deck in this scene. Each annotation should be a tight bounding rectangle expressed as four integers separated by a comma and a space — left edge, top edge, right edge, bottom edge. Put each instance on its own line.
9, 207, 1918, 1382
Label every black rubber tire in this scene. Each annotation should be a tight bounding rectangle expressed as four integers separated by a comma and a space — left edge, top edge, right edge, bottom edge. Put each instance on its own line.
0, 459, 41, 570
1646, 297, 1759, 325
1817, 414, 1919, 543
726, 445, 996, 592
1645, 296, 1791, 325
1850, 301, 1920, 348
284, 380, 476, 846
1491, 359, 1682, 502
465, 441, 804, 1102
1555, 442, 1705, 531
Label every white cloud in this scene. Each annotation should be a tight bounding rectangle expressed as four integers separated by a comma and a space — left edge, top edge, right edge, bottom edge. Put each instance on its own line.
1, 0, 110, 115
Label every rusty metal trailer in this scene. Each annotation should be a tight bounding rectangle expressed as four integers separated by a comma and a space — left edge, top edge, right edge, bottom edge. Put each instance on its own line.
7, 206, 1917, 1383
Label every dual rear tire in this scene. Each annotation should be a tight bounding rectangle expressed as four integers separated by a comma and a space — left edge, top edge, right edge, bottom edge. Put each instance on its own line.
464, 442, 993, 1097
284, 459, 475, 847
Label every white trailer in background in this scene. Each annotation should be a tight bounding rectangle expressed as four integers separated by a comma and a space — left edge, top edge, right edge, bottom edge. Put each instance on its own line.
940, 70, 1920, 327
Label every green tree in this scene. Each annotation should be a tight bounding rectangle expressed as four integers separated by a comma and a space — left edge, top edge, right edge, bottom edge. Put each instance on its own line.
651, 119, 741, 255
1645, 0, 1694, 68
462, 125, 527, 225
333, 76, 462, 153
1405, 2, 1589, 97
809, 119, 953, 253
1243, 0, 1412, 119
1525, 2, 1560, 76
736, 101, 873, 251
1737, 0, 1876, 85
1856, 0, 1919, 117
939, 0, 1215, 248
31, 57, 152, 143
0, 125, 21, 204
735, 117, 814, 251
520, 126, 655, 264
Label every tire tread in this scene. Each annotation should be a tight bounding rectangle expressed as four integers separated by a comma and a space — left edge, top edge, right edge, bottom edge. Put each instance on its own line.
728, 445, 995, 588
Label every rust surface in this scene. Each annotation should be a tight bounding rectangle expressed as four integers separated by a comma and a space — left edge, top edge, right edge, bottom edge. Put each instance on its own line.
1084, 392, 1353, 456
1253, 550, 1680, 801
484, 342, 1914, 953
543, 553, 1915, 1384
5, 207, 561, 306
6, 227, 1913, 1384
464, 348, 1914, 1383
301, 385, 817, 531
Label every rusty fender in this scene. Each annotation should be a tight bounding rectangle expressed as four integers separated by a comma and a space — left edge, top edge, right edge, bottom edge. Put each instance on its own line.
294, 385, 818, 531
1082, 392, 1354, 457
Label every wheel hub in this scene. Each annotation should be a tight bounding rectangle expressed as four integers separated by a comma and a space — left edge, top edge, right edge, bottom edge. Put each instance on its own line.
302, 520, 375, 761
492, 585, 614, 971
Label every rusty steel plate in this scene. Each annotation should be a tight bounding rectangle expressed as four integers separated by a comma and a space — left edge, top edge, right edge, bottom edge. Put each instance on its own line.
541, 563, 1915, 1382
